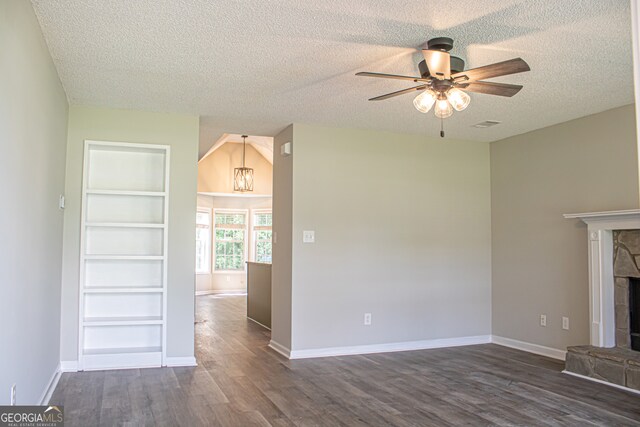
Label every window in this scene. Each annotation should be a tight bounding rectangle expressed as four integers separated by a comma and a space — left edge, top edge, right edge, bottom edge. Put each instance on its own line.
253, 211, 272, 263
214, 211, 247, 271
195, 209, 211, 274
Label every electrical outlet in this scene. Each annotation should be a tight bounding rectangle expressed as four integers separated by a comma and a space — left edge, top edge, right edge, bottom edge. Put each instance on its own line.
562, 317, 570, 330
10, 384, 16, 405
364, 313, 372, 326
540, 314, 547, 327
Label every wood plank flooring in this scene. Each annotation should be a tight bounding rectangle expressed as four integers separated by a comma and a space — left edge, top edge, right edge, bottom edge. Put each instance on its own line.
51, 295, 640, 426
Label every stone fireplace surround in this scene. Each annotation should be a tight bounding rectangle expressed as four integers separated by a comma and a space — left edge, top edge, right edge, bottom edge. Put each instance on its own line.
563, 210, 640, 391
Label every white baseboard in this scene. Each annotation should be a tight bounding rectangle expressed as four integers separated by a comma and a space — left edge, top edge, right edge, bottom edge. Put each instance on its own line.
288, 335, 492, 360
60, 361, 78, 372
491, 335, 566, 361
268, 340, 291, 358
562, 370, 640, 395
39, 363, 61, 405
164, 356, 197, 367
195, 290, 246, 296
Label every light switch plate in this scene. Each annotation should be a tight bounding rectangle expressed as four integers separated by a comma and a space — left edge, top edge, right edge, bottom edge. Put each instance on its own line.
303, 230, 315, 243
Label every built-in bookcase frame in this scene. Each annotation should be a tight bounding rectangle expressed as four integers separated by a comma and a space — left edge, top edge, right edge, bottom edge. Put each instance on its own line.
78, 140, 170, 370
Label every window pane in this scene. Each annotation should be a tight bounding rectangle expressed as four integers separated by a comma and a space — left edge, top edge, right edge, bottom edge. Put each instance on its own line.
215, 255, 226, 270
213, 211, 247, 270
232, 242, 242, 255
257, 230, 271, 241
225, 242, 234, 255
215, 242, 225, 255
255, 213, 272, 227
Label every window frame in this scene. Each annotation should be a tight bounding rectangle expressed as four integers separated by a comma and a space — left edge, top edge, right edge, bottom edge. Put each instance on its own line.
195, 207, 212, 275
251, 209, 273, 264
213, 208, 249, 273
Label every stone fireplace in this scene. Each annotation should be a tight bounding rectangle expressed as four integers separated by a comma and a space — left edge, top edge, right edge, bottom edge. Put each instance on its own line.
562, 210, 640, 391
613, 230, 640, 350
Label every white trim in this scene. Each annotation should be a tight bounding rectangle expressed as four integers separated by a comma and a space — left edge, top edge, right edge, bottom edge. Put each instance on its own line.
164, 356, 197, 367
38, 364, 61, 405
268, 340, 291, 358
59, 361, 78, 372
491, 335, 566, 361
563, 210, 640, 347
631, 0, 640, 202
247, 316, 271, 330
563, 209, 640, 221
562, 370, 640, 396
288, 335, 492, 360
195, 289, 246, 296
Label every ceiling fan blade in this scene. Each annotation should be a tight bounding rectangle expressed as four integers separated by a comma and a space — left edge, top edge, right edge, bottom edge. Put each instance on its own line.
451, 58, 530, 83
368, 85, 427, 101
422, 49, 451, 80
456, 81, 523, 97
356, 71, 428, 83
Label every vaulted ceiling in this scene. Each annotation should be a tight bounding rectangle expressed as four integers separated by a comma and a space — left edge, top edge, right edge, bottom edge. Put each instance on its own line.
31, 0, 634, 157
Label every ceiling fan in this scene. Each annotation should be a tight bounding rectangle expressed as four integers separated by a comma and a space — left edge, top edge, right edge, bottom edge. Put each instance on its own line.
356, 37, 530, 137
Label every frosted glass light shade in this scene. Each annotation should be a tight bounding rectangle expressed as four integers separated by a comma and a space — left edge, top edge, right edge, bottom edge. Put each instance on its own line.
413, 90, 437, 113
434, 98, 453, 118
446, 88, 471, 111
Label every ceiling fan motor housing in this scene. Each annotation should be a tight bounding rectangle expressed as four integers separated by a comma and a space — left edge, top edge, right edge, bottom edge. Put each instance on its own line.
418, 56, 465, 78
427, 37, 454, 51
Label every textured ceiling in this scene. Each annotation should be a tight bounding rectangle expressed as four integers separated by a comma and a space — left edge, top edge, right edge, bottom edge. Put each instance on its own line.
31, 0, 634, 157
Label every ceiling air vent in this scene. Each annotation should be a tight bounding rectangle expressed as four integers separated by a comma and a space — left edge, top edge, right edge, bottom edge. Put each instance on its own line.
472, 120, 501, 128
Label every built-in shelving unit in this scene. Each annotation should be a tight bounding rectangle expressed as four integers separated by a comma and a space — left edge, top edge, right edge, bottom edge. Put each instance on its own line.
78, 140, 170, 371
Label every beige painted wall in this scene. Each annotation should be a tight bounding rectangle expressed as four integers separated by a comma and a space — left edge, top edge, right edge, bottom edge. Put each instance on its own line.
198, 142, 272, 195
0, 0, 68, 404
271, 125, 294, 351
288, 124, 492, 351
491, 104, 640, 351
196, 194, 272, 293
60, 106, 199, 361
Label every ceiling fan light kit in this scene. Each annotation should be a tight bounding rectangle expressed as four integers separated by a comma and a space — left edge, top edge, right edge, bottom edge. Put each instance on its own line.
356, 36, 530, 137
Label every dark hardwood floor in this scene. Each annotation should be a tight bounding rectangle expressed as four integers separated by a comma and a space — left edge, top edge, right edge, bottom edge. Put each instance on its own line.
51, 295, 640, 426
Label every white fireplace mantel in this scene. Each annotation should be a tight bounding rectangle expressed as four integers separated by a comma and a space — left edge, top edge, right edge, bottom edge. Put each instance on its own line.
564, 209, 640, 347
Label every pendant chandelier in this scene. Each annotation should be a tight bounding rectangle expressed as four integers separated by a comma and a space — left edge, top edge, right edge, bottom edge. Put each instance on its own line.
234, 135, 254, 192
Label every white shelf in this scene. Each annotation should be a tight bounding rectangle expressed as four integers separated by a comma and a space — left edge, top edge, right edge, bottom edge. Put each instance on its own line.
84, 287, 164, 294
83, 346, 162, 355
83, 316, 163, 326
84, 255, 164, 261
86, 189, 166, 197
79, 140, 170, 371
86, 222, 165, 229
